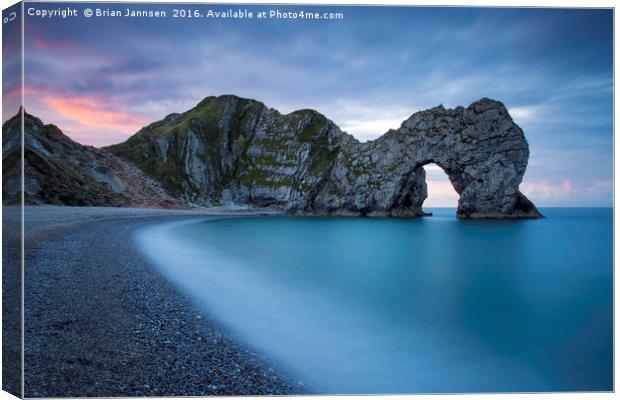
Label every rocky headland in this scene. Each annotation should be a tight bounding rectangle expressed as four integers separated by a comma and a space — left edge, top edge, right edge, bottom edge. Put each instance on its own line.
2, 112, 180, 208
2, 95, 542, 218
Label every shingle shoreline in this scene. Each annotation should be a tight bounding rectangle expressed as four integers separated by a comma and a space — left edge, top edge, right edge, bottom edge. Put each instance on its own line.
20, 206, 307, 397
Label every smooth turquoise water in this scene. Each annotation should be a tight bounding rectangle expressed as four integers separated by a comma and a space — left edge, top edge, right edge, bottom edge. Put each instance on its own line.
136, 208, 613, 393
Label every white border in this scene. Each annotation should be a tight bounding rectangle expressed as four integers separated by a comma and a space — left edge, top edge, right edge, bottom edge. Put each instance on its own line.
0, 1, 615, 400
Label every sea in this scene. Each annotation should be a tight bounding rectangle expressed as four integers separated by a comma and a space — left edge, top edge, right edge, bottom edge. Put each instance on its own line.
135, 208, 613, 394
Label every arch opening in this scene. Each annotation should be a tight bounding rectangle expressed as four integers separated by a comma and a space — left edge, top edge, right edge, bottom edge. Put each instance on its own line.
422, 163, 459, 213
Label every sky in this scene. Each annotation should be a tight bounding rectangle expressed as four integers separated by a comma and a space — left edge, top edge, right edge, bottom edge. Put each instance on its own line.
11, 4, 614, 207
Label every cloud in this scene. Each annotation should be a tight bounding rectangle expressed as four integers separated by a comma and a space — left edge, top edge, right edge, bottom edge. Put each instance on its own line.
507, 75, 612, 130
423, 164, 458, 207
32, 38, 80, 51
20, 6, 612, 206
520, 179, 574, 200
585, 180, 613, 199
324, 98, 417, 141
41, 95, 148, 133
520, 178, 612, 206
425, 180, 459, 207
508, 104, 550, 124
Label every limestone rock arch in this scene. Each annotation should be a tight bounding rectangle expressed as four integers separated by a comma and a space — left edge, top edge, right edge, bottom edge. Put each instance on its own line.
309, 98, 542, 219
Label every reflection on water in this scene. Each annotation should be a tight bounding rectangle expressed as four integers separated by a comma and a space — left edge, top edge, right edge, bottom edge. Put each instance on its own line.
136, 208, 612, 393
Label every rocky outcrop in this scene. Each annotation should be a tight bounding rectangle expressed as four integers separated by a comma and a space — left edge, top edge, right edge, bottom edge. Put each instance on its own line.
107, 95, 541, 218
2, 111, 180, 208
1, 97, 541, 218
317, 99, 541, 218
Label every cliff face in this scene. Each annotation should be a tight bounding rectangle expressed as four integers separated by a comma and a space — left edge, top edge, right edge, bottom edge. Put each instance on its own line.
106, 96, 350, 209
1, 96, 541, 218
322, 99, 541, 218
106, 95, 541, 218
2, 111, 180, 208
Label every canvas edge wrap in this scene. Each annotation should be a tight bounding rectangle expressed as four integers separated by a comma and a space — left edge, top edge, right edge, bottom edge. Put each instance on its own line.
2, 1, 24, 398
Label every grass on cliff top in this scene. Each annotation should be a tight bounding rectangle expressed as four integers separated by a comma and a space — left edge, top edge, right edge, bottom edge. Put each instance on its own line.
105, 95, 340, 195
105, 96, 269, 195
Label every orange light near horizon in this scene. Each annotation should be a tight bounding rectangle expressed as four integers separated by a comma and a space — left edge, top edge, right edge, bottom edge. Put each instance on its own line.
41, 95, 149, 134
4, 85, 39, 101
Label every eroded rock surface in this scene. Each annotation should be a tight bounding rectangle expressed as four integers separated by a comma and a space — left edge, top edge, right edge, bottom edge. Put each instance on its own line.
2, 111, 180, 208
316, 98, 541, 218
107, 95, 541, 218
